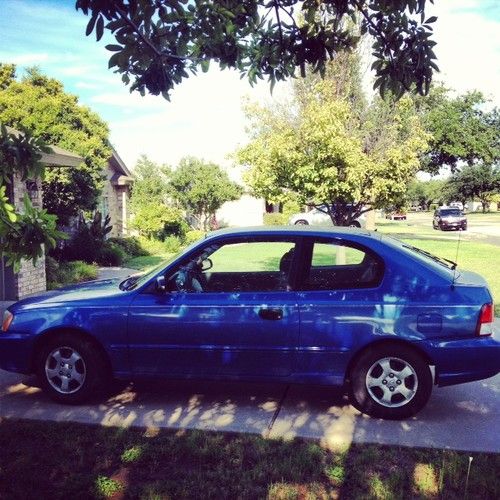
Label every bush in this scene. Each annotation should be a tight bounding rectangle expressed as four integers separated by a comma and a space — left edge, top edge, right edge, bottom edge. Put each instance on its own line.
263, 213, 288, 225
184, 230, 205, 245
107, 237, 149, 257
96, 242, 125, 266
163, 235, 182, 253
46, 257, 98, 289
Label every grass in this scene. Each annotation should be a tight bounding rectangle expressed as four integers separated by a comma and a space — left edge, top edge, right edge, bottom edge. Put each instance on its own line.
0, 419, 498, 499
375, 213, 500, 308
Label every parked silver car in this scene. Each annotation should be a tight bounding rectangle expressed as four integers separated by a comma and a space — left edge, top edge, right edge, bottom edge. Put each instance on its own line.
289, 206, 366, 228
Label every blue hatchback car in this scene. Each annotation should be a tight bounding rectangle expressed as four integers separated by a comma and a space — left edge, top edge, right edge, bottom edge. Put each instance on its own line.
1, 227, 498, 419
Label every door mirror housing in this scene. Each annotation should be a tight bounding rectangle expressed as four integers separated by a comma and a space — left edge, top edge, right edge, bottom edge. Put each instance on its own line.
155, 276, 167, 293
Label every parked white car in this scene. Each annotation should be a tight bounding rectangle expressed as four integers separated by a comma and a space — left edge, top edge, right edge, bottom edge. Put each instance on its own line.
289, 206, 366, 228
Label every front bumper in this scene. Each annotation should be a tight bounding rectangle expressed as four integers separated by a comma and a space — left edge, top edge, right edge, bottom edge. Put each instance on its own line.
439, 221, 467, 230
420, 335, 500, 386
0, 331, 35, 374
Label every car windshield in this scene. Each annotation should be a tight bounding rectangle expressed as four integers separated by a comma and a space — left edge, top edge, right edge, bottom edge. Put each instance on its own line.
119, 251, 183, 291
440, 209, 462, 216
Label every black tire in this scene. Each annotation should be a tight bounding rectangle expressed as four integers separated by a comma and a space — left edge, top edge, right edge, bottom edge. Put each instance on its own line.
294, 219, 309, 225
348, 221, 361, 228
36, 333, 108, 404
348, 344, 432, 420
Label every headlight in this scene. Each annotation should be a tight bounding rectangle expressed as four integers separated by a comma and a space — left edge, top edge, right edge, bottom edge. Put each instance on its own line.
1, 310, 13, 332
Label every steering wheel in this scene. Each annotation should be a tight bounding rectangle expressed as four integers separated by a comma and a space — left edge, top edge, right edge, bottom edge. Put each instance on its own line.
175, 265, 204, 292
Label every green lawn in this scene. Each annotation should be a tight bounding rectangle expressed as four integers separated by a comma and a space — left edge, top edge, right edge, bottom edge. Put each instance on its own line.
0, 419, 498, 499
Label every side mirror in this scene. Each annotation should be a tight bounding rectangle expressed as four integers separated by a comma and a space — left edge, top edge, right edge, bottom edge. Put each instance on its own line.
155, 276, 166, 292
201, 258, 213, 272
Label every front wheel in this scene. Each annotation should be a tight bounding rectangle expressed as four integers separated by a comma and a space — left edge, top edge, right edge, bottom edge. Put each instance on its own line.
348, 344, 432, 419
294, 219, 309, 225
36, 334, 107, 404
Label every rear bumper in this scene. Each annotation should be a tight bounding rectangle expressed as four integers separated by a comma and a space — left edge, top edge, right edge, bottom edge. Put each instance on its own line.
0, 331, 35, 374
420, 335, 500, 387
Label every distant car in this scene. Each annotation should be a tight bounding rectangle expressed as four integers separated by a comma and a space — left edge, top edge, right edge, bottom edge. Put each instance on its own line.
289, 206, 366, 228
385, 211, 407, 221
1, 226, 498, 420
433, 208, 467, 231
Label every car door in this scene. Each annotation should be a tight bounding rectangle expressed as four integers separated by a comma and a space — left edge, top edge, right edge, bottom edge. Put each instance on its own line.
295, 237, 385, 384
127, 236, 300, 378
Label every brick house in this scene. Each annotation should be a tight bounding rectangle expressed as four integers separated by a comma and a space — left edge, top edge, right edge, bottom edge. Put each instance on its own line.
100, 149, 134, 238
0, 142, 83, 301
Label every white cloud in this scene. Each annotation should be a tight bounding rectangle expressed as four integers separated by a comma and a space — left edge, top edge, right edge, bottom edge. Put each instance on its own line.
0, 52, 49, 65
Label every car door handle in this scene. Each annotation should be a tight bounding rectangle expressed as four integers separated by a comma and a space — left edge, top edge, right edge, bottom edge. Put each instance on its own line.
258, 308, 283, 320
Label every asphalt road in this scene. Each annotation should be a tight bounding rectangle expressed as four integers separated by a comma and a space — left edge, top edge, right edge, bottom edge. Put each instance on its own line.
1, 363, 498, 453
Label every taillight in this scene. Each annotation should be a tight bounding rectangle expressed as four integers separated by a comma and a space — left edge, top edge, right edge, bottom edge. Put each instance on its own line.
1, 310, 14, 332
476, 303, 494, 336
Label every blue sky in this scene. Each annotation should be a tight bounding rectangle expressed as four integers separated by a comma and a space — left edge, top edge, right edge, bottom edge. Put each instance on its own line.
1, 0, 499, 170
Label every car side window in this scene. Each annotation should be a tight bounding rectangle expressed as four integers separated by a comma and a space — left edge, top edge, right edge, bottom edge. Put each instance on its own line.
168, 240, 298, 293
303, 239, 383, 291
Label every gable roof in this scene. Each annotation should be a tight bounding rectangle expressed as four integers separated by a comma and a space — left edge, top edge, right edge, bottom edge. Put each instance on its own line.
108, 147, 134, 186
5, 126, 83, 167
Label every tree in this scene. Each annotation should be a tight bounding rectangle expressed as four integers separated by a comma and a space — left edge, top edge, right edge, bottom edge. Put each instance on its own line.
406, 178, 445, 210
75, 0, 438, 99
445, 163, 500, 213
237, 55, 429, 225
129, 155, 170, 213
169, 157, 243, 230
128, 155, 186, 239
416, 86, 500, 174
0, 65, 111, 224
0, 126, 66, 270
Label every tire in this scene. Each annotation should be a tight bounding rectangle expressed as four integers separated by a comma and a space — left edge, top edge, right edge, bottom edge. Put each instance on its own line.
348, 344, 432, 419
36, 333, 108, 404
348, 221, 361, 228
294, 219, 309, 225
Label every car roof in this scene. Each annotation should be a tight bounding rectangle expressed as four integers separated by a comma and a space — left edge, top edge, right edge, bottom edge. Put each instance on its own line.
205, 225, 379, 240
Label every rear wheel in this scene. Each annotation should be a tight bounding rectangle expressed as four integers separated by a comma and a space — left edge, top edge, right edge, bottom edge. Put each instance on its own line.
348, 344, 432, 419
36, 333, 107, 404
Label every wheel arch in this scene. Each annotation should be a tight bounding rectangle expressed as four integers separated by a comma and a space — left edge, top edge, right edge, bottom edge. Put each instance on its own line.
31, 326, 112, 375
344, 338, 434, 385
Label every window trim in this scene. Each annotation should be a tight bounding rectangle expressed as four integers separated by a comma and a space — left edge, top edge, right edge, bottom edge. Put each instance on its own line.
164, 235, 303, 294
296, 237, 385, 292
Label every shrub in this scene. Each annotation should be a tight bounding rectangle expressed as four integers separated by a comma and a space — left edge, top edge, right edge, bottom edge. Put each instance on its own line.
163, 235, 182, 253
263, 213, 288, 225
46, 257, 98, 289
96, 242, 125, 266
107, 237, 149, 257
184, 230, 206, 245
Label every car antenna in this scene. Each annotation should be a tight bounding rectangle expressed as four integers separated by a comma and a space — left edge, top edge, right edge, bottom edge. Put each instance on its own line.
451, 229, 462, 289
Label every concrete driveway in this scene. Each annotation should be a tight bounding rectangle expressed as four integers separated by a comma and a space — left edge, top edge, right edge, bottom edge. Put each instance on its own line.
1, 366, 498, 453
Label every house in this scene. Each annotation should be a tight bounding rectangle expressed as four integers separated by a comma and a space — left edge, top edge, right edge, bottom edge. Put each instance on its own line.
100, 149, 134, 237
0, 139, 83, 301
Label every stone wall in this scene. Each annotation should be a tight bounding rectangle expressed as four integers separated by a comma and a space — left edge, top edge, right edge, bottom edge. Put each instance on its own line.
9, 173, 47, 300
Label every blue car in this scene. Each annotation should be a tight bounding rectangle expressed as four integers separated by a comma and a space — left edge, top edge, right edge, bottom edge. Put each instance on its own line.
1, 227, 498, 419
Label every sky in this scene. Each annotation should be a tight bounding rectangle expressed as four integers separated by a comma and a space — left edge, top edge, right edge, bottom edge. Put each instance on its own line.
0, 0, 499, 172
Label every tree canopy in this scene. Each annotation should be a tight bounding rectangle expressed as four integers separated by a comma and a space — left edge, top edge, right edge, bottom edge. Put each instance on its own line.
237, 52, 429, 225
0, 65, 111, 224
445, 163, 500, 212
76, 0, 438, 99
416, 86, 500, 174
129, 155, 186, 239
169, 157, 243, 230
